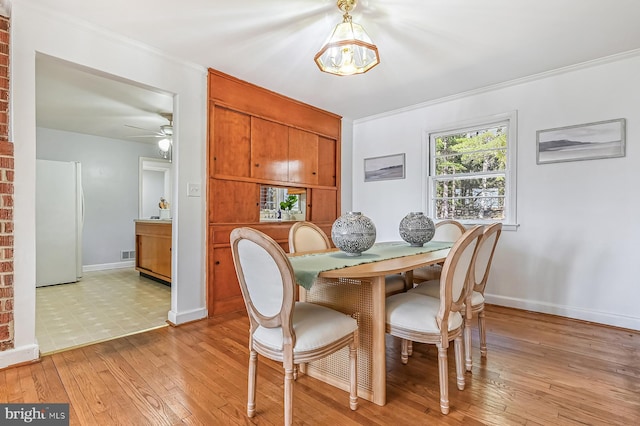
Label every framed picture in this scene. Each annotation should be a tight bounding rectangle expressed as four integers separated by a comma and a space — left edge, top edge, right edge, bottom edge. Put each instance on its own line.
364, 153, 406, 182
536, 118, 626, 164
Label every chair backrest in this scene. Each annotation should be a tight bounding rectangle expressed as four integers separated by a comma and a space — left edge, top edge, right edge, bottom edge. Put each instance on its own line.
437, 225, 483, 334
289, 221, 331, 253
432, 220, 466, 243
231, 227, 296, 341
473, 222, 502, 295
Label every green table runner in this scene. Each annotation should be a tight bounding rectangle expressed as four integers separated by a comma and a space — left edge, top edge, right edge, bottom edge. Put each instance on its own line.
289, 241, 453, 290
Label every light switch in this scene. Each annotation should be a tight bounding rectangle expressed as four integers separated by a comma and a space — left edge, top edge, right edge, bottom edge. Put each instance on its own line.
187, 183, 201, 197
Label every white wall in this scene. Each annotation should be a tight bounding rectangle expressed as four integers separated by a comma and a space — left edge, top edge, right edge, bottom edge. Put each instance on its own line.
37, 127, 159, 267
6, 2, 208, 368
353, 52, 640, 330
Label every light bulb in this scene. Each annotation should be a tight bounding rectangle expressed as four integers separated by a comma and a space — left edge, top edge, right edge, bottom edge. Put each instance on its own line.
158, 138, 171, 152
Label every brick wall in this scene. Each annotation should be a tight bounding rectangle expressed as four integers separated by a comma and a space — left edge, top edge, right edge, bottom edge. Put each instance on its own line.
0, 13, 13, 351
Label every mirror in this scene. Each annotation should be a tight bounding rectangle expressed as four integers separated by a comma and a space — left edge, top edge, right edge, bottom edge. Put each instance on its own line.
139, 157, 172, 219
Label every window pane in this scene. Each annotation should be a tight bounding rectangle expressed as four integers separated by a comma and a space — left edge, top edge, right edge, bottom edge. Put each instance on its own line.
435, 197, 505, 220
435, 149, 507, 175
434, 126, 507, 157
434, 177, 505, 198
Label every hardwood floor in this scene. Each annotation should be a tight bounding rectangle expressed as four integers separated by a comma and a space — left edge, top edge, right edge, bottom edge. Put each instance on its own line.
2, 305, 638, 425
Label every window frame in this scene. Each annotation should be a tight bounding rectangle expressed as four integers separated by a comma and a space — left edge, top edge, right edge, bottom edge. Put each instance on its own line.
422, 111, 518, 230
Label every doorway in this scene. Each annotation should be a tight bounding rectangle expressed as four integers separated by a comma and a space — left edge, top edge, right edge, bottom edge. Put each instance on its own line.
35, 54, 174, 354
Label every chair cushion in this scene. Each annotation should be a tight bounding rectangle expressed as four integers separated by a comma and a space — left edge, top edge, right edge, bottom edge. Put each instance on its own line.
385, 293, 463, 333
253, 302, 357, 353
385, 274, 406, 295
409, 280, 485, 306
413, 264, 442, 282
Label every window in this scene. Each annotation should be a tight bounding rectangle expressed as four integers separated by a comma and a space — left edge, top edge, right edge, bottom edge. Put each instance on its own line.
426, 112, 517, 227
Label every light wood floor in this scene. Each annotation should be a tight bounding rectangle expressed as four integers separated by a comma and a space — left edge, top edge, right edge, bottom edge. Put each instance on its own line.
3, 305, 639, 425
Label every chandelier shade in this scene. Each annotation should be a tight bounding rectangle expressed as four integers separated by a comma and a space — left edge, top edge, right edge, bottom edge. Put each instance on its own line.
314, 0, 380, 76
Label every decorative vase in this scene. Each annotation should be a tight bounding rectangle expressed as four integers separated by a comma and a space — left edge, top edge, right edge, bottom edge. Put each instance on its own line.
399, 212, 435, 246
331, 212, 376, 256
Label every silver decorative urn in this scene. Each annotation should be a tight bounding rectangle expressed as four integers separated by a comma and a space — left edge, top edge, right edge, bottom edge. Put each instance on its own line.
399, 212, 435, 246
331, 212, 376, 256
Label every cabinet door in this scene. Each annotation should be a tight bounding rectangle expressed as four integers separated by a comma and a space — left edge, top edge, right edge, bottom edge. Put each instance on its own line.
251, 117, 289, 182
211, 106, 251, 177
209, 179, 260, 223
288, 128, 318, 185
137, 234, 171, 281
309, 188, 338, 223
208, 246, 244, 316
317, 137, 337, 187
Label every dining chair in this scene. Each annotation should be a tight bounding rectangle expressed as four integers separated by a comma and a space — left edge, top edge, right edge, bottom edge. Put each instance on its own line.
412, 219, 466, 284
289, 221, 407, 296
409, 222, 502, 370
231, 227, 358, 425
385, 225, 483, 415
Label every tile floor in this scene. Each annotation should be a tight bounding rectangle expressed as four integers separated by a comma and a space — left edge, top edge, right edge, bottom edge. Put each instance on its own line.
36, 267, 171, 355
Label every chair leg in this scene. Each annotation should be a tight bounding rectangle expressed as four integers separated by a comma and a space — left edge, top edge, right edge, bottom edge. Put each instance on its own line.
401, 339, 409, 365
284, 366, 295, 425
437, 344, 450, 415
478, 310, 487, 357
464, 315, 472, 372
349, 337, 358, 411
247, 350, 257, 418
408, 340, 413, 356
454, 335, 465, 391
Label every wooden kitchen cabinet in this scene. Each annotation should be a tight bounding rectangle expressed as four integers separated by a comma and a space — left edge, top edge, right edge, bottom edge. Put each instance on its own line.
135, 221, 171, 283
208, 179, 260, 223
288, 128, 319, 185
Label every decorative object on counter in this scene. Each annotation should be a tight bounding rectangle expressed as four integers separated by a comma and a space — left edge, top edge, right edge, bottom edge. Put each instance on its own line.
159, 197, 170, 219
279, 194, 298, 221
331, 211, 376, 256
399, 212, 435, 247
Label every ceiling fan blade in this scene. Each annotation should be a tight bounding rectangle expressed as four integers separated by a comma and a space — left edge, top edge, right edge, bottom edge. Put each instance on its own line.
127, 134, 167, 138
124, 124, 164, 136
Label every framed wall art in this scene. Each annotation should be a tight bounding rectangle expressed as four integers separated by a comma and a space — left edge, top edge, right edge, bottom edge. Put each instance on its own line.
364, 153, 406, 182
536, 118, 626, 164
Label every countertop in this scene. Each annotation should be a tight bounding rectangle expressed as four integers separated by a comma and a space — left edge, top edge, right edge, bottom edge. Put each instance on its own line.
134, 219, 172, 224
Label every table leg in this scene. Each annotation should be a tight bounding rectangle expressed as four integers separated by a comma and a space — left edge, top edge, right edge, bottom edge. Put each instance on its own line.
370, 275, 386, 406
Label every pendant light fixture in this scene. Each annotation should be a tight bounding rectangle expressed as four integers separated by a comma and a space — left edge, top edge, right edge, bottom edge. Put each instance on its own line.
314, 0, 380, 76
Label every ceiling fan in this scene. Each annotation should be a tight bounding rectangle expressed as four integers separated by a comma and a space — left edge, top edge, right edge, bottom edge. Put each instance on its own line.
124, 112, 173, 159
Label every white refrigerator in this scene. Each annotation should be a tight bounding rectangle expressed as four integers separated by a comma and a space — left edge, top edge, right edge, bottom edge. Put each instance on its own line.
36, 159, 84, 287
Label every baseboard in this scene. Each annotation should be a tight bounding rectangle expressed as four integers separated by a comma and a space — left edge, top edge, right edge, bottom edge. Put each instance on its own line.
167, 307, 207, 326
83, 261, 135, 272
485, 293, 640, 331
0, 344, 40, 370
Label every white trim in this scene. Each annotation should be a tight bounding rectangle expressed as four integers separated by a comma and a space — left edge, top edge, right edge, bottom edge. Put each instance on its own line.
168, 307, 207, 326
486, 294, 640, 331
83, 261, 135, 272
0, 344, 40, 369
354, 48, 640, 124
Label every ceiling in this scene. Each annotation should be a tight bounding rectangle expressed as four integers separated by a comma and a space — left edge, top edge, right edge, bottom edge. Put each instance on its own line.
34, 0, 640, 142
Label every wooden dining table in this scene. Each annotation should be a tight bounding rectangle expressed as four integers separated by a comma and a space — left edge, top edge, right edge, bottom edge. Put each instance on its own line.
289, 242, 451, 406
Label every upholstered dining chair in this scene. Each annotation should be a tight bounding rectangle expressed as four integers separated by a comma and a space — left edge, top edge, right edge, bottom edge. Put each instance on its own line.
289, 221, 407, 296
231, 227, 358, 425
385, 225, 483, 415
409, 222, 502, 371
412, 219, 466, 284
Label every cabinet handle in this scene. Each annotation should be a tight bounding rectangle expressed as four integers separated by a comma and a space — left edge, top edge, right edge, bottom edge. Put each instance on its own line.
215, 261, 220, 265
254, 163, 260, 167
312, 171, 317, 175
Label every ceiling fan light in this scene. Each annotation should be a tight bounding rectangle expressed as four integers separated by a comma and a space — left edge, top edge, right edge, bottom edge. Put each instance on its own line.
158, 138, 172, 152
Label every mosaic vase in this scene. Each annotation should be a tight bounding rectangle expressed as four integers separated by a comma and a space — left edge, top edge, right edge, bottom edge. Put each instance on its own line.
399, 212, 435, 247
331, 212, 376, 256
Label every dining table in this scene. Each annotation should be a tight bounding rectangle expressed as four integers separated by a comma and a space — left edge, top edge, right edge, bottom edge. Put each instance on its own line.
288, 241, 452, 406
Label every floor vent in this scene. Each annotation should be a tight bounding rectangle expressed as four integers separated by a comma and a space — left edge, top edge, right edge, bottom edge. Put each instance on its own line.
121, 250, 136, 261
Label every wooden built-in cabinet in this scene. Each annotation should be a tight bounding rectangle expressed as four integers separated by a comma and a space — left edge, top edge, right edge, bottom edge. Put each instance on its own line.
135, 221, 171, 283
207, 68, 342, 316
